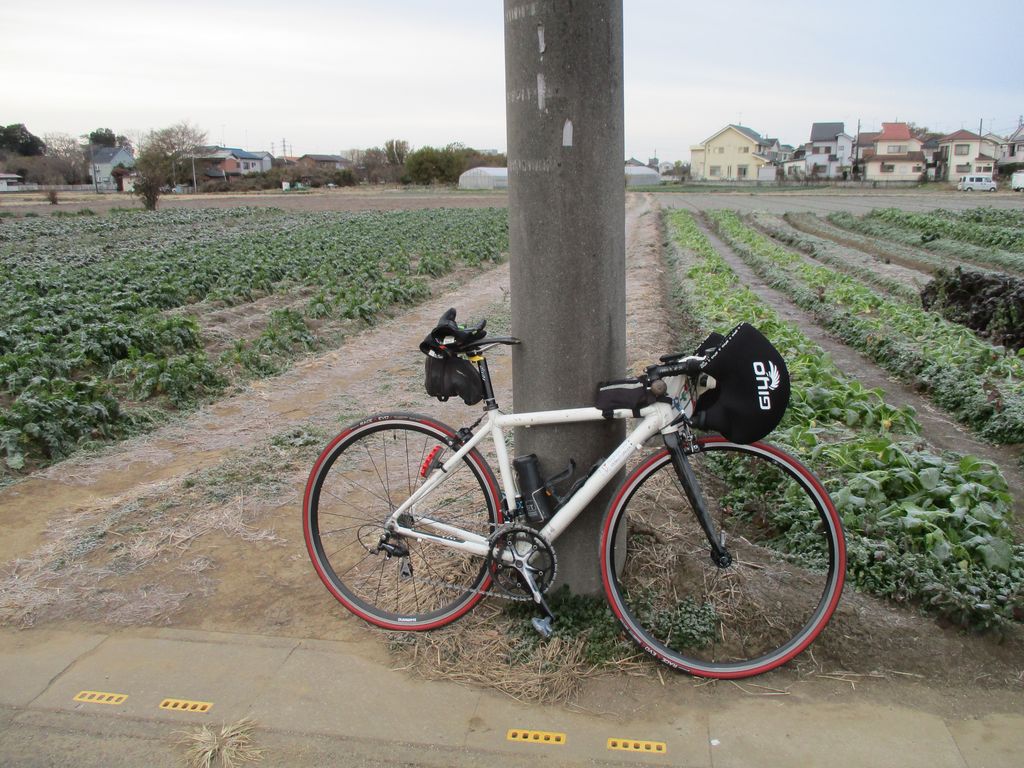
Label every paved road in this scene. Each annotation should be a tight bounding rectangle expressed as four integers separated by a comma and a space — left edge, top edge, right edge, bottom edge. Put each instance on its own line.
2, 626, 1022, 768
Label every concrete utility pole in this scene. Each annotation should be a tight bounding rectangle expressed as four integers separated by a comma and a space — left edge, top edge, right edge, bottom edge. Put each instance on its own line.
504, 0, 626, 594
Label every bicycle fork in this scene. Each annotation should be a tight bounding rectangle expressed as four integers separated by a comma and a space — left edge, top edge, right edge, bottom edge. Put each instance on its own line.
663, 432, 733, 568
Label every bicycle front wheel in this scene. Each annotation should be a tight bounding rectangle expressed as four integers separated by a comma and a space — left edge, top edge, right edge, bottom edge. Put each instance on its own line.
304, 413, 502, 631
601, 437, 845, 678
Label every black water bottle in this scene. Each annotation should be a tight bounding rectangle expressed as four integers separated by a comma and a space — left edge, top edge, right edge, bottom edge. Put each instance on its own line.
513, 454, 554, 524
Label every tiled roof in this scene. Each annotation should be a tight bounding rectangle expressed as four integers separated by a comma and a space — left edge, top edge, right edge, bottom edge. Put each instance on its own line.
876, 122, 912, 141
810, 122, 844, 142
92, 146, 131, 164
302, 154, 348, 163
939, 129, 981, 143
730, 124, 764, 143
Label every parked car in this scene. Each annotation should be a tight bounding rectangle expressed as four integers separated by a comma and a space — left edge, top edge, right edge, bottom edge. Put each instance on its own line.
957, 175, 997, 192
1012, 170, 1024, 192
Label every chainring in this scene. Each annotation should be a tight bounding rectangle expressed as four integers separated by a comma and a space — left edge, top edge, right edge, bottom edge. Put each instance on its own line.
486, 524, 557, 601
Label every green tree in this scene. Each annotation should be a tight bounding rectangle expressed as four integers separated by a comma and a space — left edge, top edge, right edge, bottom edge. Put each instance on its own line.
0, 123, 45, 156
405, 144, 504, 185
89, 127, 117, 148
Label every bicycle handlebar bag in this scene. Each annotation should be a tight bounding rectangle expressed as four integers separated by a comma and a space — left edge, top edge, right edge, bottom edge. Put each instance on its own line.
691, 322, 790, 444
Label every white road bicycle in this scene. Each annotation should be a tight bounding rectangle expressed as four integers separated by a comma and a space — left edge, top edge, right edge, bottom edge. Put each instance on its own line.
304, 310, 846, 679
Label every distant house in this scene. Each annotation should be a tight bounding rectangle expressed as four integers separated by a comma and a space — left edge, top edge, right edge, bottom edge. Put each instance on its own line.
458, 167, 508, 190
921, 136, 942, 180
861, 123, 926, 181
854, 131, 880, 162
784, 148, 807, 178
193, 147, 269, 180
299, 154, 352, 171
936, 130, 998, 183
89, 146, 134, 187
998, 124, 1024, 170
803, 122, 853, 179
251, 151, 273, 173
0, 172, 22, 191
690, 124, 772, 181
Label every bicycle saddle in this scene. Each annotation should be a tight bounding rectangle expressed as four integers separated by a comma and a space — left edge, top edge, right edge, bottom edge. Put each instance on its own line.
419, 308, 487, 356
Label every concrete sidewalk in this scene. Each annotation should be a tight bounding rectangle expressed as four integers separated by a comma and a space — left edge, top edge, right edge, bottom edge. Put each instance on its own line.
1, 626, 1021, 767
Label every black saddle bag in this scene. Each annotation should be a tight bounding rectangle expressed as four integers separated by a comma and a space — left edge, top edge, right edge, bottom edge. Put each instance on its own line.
424, 353, 484, 406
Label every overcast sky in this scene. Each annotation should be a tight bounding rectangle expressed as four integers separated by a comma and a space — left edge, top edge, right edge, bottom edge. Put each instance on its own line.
3, 0, 1020, 162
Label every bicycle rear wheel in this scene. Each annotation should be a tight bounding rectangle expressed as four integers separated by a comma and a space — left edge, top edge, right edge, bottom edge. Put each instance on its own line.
601, 437, 845, 678
304, 413, 501, 631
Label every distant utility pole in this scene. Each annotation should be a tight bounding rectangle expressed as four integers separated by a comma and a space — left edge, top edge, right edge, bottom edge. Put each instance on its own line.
89, 143, 98, 194
504, 0, 626, 595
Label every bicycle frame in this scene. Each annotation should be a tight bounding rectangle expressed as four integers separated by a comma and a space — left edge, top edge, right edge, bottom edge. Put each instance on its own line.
385, 375, 695, 561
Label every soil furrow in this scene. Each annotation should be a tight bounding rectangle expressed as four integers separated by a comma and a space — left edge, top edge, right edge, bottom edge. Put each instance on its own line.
693, 215, 1024, 518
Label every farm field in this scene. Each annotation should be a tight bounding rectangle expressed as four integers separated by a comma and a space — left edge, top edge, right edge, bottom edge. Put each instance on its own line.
0, 205, 508, 478
0, 191, 1021, 721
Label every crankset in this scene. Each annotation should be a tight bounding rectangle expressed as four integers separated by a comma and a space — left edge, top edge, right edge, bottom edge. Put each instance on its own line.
487, 525, 558, 637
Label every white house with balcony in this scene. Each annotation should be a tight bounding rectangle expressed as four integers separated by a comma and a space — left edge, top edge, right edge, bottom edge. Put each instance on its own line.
936, 130, 999, 183
802, 122, 853, 179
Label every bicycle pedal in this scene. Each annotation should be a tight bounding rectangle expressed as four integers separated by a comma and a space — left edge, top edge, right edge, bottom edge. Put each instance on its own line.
531, 616, 554, 639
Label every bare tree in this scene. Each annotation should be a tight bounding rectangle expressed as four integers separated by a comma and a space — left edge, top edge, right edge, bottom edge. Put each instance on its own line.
134, 121, 208, 209
384, 139, 410, 166
43, 132, 88, 184
140, 121, 207, 186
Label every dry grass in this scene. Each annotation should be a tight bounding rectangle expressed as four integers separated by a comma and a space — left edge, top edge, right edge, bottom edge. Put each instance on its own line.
178, 717, 263, 768
387, 604, 597, 705
0, 441, 295, 628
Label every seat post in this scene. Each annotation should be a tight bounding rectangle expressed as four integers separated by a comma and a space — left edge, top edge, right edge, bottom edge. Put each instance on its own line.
472, 356, 499, 410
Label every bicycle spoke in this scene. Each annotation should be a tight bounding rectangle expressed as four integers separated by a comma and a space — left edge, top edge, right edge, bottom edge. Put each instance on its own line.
603, 442, 843, 678
305, 417, 499, 628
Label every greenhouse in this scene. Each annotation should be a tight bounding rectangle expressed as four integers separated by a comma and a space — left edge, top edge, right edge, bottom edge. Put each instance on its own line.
458, 167, 509, 190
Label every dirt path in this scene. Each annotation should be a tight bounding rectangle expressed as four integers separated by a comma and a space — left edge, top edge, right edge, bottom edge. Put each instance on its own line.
692, 215, 1024, 517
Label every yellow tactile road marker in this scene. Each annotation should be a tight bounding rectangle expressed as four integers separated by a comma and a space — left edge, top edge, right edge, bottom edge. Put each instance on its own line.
73, 691, 127, 706
607, 737, 667, 754
159, 698, 213, 713
506, 729, 566, 745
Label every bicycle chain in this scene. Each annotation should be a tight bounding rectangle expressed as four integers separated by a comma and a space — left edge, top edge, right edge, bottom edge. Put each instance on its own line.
387, 522, 549, 603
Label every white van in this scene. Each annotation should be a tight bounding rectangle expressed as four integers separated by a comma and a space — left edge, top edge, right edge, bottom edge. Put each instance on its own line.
957, 175, 997, 192
1012, 170, 1024, 192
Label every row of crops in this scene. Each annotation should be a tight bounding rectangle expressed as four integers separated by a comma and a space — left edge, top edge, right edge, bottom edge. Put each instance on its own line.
665, 210, 1022, 632
0, 207, 508, 476
706, 210, 1024, 447
828, 208, 1024, 275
